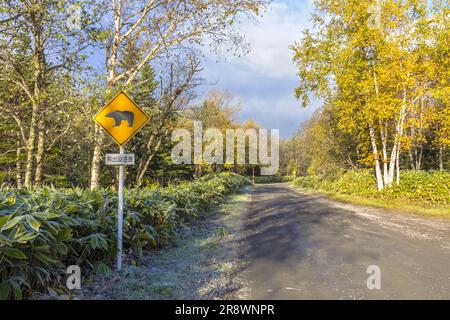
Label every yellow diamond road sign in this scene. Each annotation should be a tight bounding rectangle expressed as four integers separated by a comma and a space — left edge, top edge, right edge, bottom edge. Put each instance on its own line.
94, 91, 149, 146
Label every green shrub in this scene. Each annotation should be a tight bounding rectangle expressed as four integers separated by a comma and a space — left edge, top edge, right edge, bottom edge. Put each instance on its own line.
0, 173, 249, 300
293, 170, 449, 204
325, 171, 378, 197
389, 171, 450, 204
292, 175, 324, 190
253, 175, 294, 184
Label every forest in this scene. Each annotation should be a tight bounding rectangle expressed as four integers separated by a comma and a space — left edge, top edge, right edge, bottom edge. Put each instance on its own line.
280, 0, 449, 199
0, 0, 269, 189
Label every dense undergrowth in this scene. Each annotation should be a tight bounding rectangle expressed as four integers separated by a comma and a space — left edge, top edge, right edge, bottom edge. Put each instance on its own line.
252, 175, 294, 184
0, 173, 249, 300
293, 170, 450, 205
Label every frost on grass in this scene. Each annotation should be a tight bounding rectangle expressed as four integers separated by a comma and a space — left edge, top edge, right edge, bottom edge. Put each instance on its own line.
81, 190, 251, 300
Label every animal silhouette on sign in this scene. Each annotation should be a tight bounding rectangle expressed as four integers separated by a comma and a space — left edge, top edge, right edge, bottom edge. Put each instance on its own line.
105, 111, 135, 128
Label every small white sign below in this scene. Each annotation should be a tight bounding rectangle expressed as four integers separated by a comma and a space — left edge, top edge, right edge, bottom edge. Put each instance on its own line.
105, 153, 135, 166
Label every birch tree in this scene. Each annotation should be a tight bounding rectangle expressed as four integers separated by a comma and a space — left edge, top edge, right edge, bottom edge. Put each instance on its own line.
89, 0, 270, 189
292, 0, 433, 190
430, 1, 450, 170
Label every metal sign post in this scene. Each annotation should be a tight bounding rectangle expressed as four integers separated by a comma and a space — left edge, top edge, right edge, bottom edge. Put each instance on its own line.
117, 146, 125, 272
93, 91, 150, 272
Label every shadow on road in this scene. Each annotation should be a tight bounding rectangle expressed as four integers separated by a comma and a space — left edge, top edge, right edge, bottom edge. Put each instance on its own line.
238, 184, 450, 299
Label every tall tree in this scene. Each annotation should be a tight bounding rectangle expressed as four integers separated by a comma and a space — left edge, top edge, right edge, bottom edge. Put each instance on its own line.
89, 0, 270, 189
430, 1, 450, 170
291, 0, 442, 189
0, 0, 98, 187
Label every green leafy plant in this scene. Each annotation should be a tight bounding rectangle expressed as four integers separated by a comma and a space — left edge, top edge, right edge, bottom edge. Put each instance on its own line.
0, 173, 249, 300
293, 171, 450, 204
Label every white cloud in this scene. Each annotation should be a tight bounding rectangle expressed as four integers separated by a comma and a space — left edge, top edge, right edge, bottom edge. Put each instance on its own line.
238, 94, 321, 132
214, 1, 313, 79
200, 0, 320, 138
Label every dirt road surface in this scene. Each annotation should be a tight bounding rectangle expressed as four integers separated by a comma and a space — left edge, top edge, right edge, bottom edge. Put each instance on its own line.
242, 184, 450, 300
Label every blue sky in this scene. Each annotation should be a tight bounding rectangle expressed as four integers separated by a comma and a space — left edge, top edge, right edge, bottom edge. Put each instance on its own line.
200, 0, 321, 138
85, 0, 320, 138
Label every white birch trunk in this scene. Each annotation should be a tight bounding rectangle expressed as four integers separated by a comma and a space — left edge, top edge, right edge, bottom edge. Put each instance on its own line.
369, 124, 384, 191
16, 135, 22, 188
387, 89, 408, 187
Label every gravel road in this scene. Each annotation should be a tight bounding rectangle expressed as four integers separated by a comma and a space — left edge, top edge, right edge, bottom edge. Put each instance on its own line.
242, 184, 450, 300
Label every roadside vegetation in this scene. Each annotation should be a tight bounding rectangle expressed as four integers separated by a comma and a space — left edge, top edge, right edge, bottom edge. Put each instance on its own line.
0, 173, 249, 300
80, 191, 250, 300
253, 175, 293, 184
293, 171, 449, 216
280, 0, 449, 213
